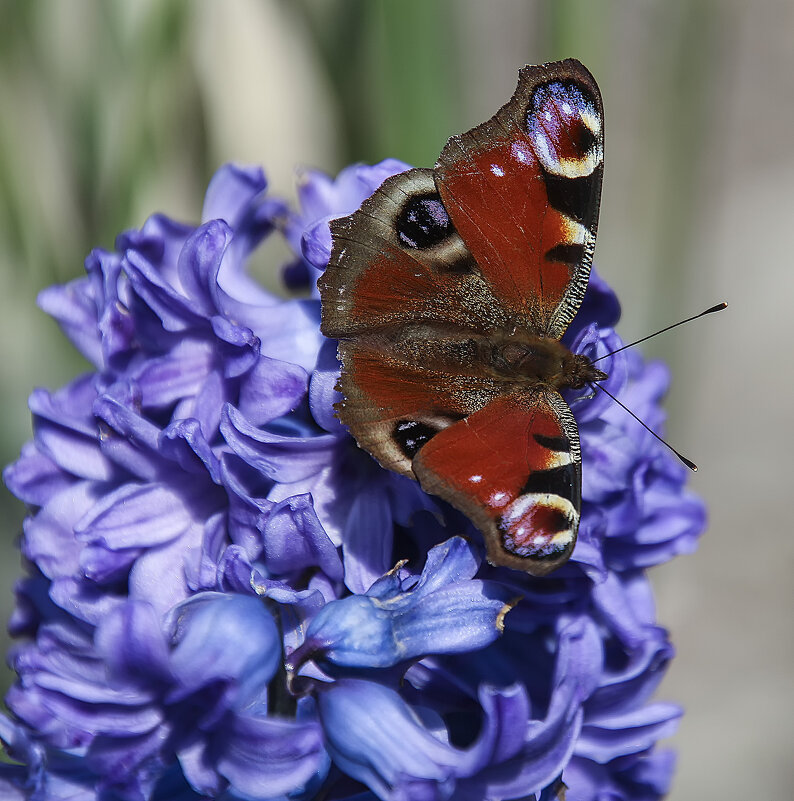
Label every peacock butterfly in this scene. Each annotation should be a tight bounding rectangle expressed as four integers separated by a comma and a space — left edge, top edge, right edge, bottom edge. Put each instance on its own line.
318, 59, 607, 575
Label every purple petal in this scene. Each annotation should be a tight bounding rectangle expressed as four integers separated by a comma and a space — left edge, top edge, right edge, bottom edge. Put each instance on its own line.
3, 442, 72, 506
221, 404, 338, 483
95, 601, 171, 685
262, 494, 343, 581
135, 338, 214, 408
238, 354, 309, 426
318, 679, 459, 797
38, 278, 103, 368
165, 592, 280, 710
49, 577, 124, 626
575, 702, 681, 764
251, 299, 323, 372
215, 713, 326, 798
20, 481, 94, 579
342, 489, 394, 594
123, 249, 203, 333
201, 163, 267, 226
295, 539, 511, 671
176, 222, 232, 316
75, 482, 195, 549
92, 394, 165, 481
30, 384, 115, 482
127, 524, 203, 613
159, 418, 221, 481
309, 339, 345, 433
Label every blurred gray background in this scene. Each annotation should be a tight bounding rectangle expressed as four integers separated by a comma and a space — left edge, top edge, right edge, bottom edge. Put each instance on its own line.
1, 1, 791, 797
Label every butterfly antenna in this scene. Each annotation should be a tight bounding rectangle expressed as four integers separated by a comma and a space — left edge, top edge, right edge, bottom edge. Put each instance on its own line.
589, 380, 697, 471
592, 302, 727, 364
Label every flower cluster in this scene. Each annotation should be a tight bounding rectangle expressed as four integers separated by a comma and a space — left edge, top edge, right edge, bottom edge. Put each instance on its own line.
0, 160, 705, 801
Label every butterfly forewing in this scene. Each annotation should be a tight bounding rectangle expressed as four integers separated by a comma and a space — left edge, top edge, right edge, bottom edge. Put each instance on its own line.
436, 59, 603, 338
321, 169, 510, 339
319, 60, 605, 574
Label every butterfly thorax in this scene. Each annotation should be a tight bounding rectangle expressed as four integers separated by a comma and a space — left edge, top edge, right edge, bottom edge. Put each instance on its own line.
485, 332, 607, 390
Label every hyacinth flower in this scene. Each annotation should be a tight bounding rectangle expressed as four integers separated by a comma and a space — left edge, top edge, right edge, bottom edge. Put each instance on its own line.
0, 160, 705, 801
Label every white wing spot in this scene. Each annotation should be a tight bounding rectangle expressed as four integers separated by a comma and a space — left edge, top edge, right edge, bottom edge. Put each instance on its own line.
511, 142, 533, 164
489, 491, 510, 508
490, 164, 505, 177
469, 475, 483, 483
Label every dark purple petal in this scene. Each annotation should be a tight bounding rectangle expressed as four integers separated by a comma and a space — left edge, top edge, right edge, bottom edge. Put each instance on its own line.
159, 418, 221, 480
564, 747, 677, 801
341, 488, 394, 594
123, 249, 204, 333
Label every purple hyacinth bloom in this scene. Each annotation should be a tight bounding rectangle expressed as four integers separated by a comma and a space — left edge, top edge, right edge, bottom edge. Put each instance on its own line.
1, 159, 705, 801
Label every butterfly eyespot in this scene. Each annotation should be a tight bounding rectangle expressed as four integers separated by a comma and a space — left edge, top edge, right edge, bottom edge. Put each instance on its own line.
499, 500, 575, 559
393, 419, 439, 458
396, 194, 455, 249
526, 80, 602, 178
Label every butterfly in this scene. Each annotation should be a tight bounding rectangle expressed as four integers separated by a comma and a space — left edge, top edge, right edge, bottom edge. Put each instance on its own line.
318, 59, 606, 575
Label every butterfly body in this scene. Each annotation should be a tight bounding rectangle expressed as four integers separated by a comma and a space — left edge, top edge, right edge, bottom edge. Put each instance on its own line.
319, 60, 605, 575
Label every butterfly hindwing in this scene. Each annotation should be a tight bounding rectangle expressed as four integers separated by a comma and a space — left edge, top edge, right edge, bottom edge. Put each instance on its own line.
411, 391, 582, 575
334, 338, 503, 478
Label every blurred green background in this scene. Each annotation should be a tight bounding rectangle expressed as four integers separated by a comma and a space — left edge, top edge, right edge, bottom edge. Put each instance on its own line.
1, 0, 791, 797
